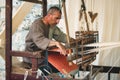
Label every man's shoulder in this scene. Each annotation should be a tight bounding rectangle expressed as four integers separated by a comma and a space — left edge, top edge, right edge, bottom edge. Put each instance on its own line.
34, 18, 42, 23
30, 18, 43, 29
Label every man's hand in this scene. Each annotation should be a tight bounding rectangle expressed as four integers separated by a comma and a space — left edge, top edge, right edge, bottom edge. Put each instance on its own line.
48, 40, 67, 56
55, 41, 67, 56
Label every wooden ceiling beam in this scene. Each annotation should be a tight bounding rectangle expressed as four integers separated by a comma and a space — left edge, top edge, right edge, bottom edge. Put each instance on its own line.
20, 0, 43, 4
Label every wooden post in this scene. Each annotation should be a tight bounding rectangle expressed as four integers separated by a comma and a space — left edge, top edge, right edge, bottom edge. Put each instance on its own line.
62, 0, 70, 46
6, 0, 12, 80
42, 0, 47, 17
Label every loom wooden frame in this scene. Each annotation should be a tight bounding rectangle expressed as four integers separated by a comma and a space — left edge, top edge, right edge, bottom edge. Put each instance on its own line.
5, 0, 120, 80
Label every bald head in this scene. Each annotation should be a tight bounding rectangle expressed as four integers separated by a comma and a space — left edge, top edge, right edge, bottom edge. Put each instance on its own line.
47, 6, 62, 15
43, 6, 62, 26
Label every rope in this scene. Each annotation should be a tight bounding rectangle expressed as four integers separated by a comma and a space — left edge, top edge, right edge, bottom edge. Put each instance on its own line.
23, 64, 52, 80
36, 69, 49, 80
24, 71, 28, 80
30, 68, 49, 80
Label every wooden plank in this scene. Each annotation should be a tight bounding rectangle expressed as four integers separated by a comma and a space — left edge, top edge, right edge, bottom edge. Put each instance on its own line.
11, 73, 81, 80
20, 0, 43, 4
12, 2, 34, 34
48, 48, 79, 75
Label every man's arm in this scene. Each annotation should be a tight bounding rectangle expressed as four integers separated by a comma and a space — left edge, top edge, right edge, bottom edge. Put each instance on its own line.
30, 21, 51, 50
48, 40, 67, 56
30, 21, 67, 55
52, 26, 67, 43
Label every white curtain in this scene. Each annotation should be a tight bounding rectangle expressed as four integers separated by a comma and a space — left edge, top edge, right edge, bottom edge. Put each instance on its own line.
66, 0, 120, 80
96, 0, 120, 80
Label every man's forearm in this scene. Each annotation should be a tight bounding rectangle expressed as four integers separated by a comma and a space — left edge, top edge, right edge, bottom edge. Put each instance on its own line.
48, 40, 57, 47
48, 40, 67, 56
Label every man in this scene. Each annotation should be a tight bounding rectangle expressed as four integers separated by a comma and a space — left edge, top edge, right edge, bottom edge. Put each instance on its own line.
23, 6, 68, 69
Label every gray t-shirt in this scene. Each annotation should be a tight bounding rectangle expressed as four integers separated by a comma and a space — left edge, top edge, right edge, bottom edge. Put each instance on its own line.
23, 18, 67, 64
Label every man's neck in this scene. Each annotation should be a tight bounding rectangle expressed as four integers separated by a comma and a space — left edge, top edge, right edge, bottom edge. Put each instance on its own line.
42, 16, 49, 25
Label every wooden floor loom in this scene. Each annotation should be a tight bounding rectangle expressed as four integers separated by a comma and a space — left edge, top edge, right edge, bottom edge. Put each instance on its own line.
47, 31, 99, 77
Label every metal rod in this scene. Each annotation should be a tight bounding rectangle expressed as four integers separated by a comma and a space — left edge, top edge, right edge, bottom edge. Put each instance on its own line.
108, 73, 110, 80
91, 67, 103, 79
